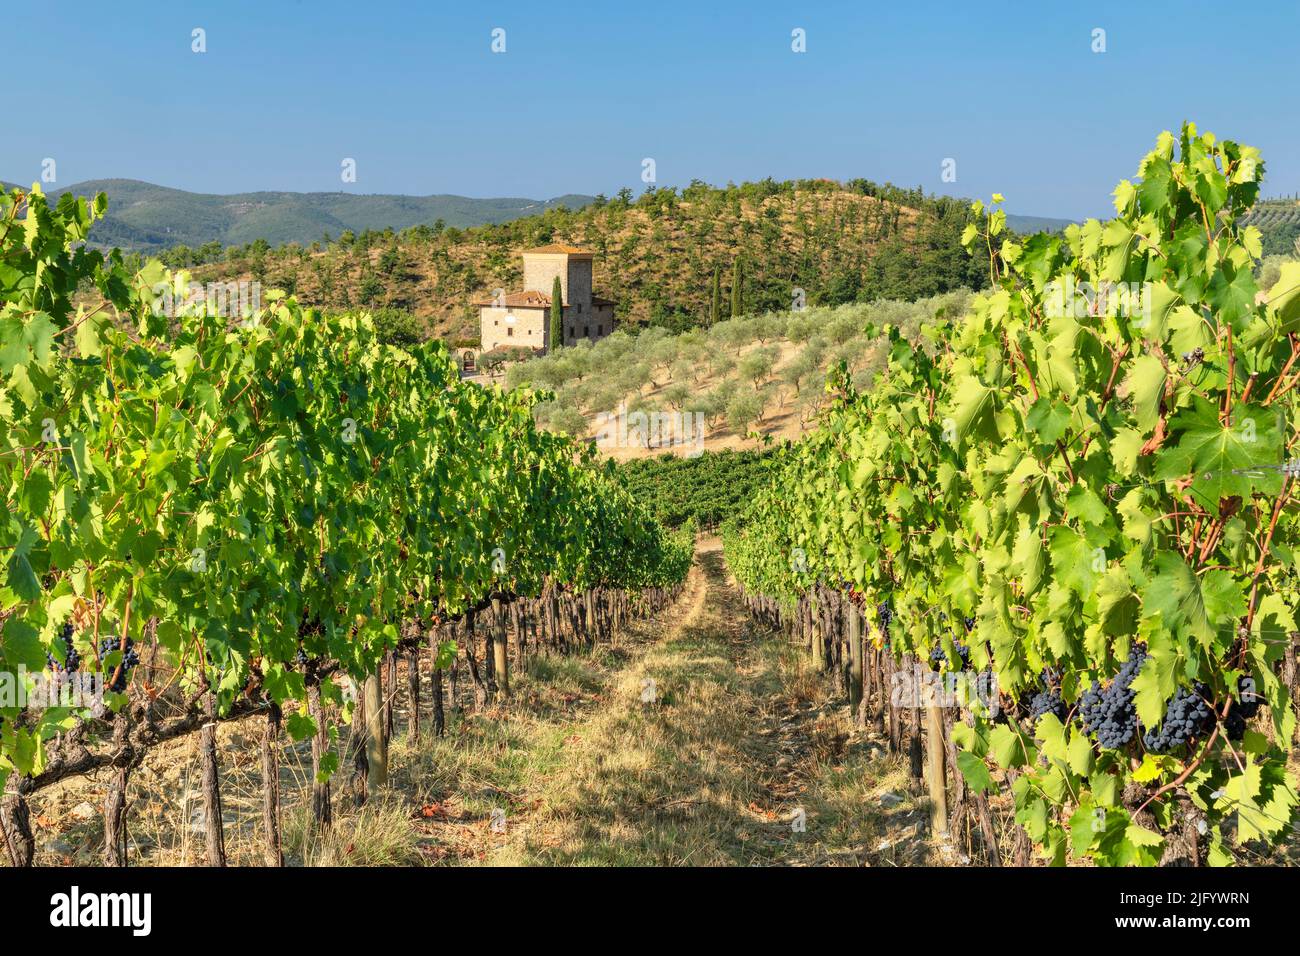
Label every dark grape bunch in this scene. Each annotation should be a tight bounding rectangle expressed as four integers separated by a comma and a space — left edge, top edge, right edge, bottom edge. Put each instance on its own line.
47, 621, 81, 673
1224, 676, 1262, 741
1080, 643, 1147, 749
1029, 689, 1066, 722
1026, 668, 1066, 723
1024, 691, 1066, 723
1143, 682, 1213, 753
876, 600, 893, 633
963, 617, 975, 633
294, 646, 309, 667
930, 641, 970, 671
99, 635, 140, 693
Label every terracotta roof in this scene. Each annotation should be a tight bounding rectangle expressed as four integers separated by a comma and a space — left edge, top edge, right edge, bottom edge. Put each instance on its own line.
521, 243, 593, 257
591, 295, 616, 307
472, 291, 551, 308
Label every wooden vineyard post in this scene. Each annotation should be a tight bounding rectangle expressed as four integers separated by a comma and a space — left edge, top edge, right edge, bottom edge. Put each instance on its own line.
925, 694, 949, 839
873, 649, 886, 733
199, 682, 228, 867
820, 596, 834, 673
886, 656, 903, 753
307, 666, 331, 829
463, 609, 487, 708
491, 596, 510, 699
861, 641, 874, 729
407, 643, 421, 742
430, 625, 446, 737
448, 619, 462, 715
383, 650, 397, 743
347, 680, 369, 807
511, 601, 525, 665
908, 702, 924, 791
942, 707, 968, 855
807, 599, 821, 668
847, 599, 863, 718
1286, 634, 1299, 745
364, 664, 388, 789
262, 701, 284, 866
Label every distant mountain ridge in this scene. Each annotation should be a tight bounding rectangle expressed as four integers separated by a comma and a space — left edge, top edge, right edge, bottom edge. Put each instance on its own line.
1004, 213, 1076, 233
0, 178, 596, 252
1, 177, 1080, 253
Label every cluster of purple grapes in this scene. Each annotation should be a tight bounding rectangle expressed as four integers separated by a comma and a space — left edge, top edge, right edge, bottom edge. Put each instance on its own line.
46, 622, 81, 673
1224, 677, 1261, 741
1072, 649, 1264, 752
1080, 644, 1148, 749
1028, 670, 1067, 722
1142, 682, 1214, 753
929, 641, 971, 671
98, 635, 140, 693
876, 600, 893, 633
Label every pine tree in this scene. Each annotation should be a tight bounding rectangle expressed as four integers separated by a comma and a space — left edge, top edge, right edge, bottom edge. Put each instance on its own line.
730, 257, 743, 319
549, 276, 563, 352
709, 265, 721, 327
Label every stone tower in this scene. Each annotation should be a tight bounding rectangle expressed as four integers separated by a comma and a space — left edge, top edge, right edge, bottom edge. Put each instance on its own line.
476, 244, 615, 355
521, 244, 593, 312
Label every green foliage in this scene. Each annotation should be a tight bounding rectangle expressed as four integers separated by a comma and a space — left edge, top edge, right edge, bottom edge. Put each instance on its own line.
0, 185, 691, 793
617, 449, 776, 529
724, 125, 1300, 866
370, 307, 423, 347
725, 389, 764, 433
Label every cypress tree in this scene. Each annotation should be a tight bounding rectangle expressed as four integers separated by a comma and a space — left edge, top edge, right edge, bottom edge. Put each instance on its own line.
730, 257, 743, 318
549, 276, 563, 352
709, 265, 721, 327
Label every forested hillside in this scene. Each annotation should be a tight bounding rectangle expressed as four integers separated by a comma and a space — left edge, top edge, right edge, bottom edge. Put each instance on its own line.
176, 179, 989, 342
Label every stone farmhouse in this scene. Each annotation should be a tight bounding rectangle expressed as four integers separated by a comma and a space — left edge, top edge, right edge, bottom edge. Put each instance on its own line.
474, 244, 616, 356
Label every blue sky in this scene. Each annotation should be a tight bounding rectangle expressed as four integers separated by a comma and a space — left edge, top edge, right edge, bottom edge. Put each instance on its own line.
9, 0, 1298, 219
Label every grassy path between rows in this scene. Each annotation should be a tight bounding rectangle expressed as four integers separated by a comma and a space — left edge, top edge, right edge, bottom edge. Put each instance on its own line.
357, 536, 932, 867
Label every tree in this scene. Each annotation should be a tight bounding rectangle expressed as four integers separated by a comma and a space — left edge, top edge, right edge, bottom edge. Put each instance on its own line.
710, 265, 721, 327
725, 389, 762, 435
780, 353, 815, 396
730, 257, 744, 318
358, 269, 383, 306
371, 307, 423, 347
738, 347, 777, 390
663, 382, 690, 411
549, 276, 564, 352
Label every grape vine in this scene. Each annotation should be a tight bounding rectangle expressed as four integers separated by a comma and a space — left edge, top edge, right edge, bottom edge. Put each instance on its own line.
0, 183, 692, 807
725, 124, 1300, 865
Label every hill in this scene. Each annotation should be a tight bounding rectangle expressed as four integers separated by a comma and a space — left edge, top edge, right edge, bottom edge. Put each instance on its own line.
1003, 213, 1075, 233
500, 290, 971, 459
179, 179, 990, 342
1243, 197, 1300, 256
0, 178, 594, 252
